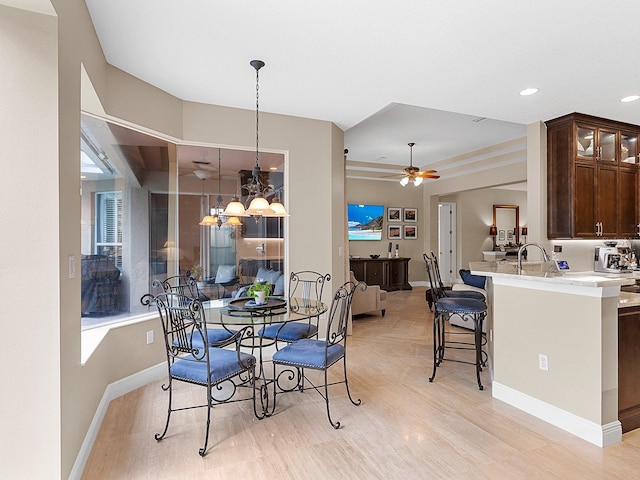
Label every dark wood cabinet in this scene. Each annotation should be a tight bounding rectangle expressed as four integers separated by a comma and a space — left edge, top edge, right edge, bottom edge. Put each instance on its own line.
546, 113, 639, 239
618, 305, 640, 433
350, 257, 412, 291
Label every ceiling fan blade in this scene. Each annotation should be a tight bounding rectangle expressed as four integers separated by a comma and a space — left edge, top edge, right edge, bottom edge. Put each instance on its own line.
416, 170, 439, 178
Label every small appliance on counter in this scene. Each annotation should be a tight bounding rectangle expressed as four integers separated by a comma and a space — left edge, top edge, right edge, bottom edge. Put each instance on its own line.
594, 242, 634, 273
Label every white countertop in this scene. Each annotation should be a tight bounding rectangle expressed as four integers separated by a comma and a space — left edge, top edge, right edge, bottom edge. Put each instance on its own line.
470, 261, 637, 288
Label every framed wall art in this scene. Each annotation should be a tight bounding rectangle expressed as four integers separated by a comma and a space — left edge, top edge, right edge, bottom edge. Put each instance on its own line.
403, 225, 417, 239
388, 225, 401, 239
387, 207, 401, 222
403, 207, 417, 222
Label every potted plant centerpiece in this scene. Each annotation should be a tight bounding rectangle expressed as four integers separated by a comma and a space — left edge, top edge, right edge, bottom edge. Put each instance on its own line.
247, 281, 272, 305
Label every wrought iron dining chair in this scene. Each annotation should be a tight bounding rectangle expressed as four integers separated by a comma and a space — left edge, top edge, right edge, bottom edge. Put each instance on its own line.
140, 292, 256, 456
259, 271, 331, 343
424, 254, 487, 390
153, 274, 237, 347
271, 280, 362, 428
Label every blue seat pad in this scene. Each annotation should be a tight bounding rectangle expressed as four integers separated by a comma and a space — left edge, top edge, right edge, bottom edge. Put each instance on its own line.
436, 297, 486, 314
174, 328, 238, 350
444, 290, 486, 301
272, 339, 344, 369
258, 322, 317, 342
170, 348, 255, 384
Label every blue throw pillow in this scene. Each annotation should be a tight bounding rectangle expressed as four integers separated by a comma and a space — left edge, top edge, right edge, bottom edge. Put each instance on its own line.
459, 269, 486, 289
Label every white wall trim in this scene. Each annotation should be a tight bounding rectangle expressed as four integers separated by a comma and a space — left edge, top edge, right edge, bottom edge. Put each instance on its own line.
68, 363, 165, 480
492, 381, 622, 447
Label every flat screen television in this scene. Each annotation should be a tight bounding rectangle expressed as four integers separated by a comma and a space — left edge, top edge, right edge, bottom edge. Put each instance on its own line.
347, 203, 384, 241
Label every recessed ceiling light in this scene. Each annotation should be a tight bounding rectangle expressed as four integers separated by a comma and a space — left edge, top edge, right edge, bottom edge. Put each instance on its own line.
620, 95, 640, 103
520, 88, 539, 96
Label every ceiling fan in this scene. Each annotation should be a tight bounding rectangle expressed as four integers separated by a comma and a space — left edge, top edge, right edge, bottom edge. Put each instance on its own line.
392, 142, 439, 186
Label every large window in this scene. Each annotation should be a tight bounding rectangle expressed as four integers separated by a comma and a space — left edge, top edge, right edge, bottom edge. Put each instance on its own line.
95, 191, 123, 268
80, 114, 286, 328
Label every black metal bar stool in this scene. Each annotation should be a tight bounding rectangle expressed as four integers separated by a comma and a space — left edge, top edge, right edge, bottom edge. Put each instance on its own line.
424, 254, 487, 390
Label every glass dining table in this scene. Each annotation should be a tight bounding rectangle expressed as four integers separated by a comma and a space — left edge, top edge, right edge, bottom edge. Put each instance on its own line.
203, 296, 328, 419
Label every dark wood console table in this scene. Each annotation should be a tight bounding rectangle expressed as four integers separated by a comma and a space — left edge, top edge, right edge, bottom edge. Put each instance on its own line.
350, 257, 412, 291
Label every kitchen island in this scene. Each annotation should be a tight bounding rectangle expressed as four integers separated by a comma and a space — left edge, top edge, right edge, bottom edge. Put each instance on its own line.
470, 261, 637, 447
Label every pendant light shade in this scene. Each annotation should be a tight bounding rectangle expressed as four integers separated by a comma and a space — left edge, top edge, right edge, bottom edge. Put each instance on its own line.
224, 216, 243, 227
222, 197, 249, 217
265, 197, 290, 217
245, 194, 271, 216
199, 215, 218, 226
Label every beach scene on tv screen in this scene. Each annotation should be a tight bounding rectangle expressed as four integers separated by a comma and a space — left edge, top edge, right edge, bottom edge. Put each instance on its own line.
348, 204, 384, 240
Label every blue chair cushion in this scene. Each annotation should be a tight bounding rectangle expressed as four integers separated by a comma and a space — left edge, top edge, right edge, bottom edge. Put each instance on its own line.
436, 297, 486, 314
174, 328, 238, 349
459, 269, 486, 289
272, 339, 344, 369
170, 348, 255, 384
258, 322, 318, 342
444, 290, 486, 301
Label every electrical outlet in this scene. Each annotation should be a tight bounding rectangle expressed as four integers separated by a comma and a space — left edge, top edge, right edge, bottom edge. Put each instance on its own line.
538, 353, 549, 371
146, 330, 154, 345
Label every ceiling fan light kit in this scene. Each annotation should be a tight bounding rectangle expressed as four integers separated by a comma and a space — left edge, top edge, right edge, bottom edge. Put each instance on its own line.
399, 142, 438, 187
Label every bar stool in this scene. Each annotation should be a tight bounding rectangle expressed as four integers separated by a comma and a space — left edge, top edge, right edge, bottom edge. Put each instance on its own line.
424, 254, 487, 390
428, 252, 486, 303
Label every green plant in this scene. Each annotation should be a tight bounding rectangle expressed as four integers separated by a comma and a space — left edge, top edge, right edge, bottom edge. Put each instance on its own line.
247, 281, 272, 298
190, 264, 204, 282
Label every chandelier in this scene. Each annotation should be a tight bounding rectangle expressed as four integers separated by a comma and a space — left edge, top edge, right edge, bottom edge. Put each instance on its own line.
199, 149, 225, 228
222, 60, 289, 219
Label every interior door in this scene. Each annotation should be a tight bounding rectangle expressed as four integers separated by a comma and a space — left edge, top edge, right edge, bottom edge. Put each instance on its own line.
438, 203, 457, 285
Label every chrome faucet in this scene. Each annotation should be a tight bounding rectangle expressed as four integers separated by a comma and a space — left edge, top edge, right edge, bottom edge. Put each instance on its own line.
517, 242, 551, 272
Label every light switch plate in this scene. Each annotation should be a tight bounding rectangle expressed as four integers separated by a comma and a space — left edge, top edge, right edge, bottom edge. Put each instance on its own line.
68, 255, 76, 278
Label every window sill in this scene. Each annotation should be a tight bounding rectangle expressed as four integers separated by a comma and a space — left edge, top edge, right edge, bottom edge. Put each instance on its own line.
81, 312, 157, 365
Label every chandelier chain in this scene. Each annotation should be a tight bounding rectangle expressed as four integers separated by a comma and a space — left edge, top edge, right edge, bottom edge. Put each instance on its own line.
255, 66, 260, 168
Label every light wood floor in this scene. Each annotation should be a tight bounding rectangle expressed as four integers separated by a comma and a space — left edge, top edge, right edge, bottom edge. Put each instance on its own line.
83, 288, 640, 479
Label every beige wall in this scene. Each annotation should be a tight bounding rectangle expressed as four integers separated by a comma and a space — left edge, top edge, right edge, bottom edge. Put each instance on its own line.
0, 5, 61, 478
345, 178, 425, 282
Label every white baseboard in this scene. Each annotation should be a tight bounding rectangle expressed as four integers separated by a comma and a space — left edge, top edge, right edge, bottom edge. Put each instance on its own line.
68, 362, 165, 480
492, 381, 622, 447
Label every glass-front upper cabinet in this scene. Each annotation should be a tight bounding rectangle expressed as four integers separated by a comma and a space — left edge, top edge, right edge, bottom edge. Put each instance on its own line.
621, 132, 638, 166
598, 129, 617, 162
576, 124, 626, 163
577, 126, 595, 160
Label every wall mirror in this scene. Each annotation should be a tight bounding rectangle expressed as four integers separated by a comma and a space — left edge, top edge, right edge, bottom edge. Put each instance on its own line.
493, 204, 519, 247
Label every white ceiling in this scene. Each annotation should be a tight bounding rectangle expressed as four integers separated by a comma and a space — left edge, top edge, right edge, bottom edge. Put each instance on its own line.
82, 0, 640, 175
